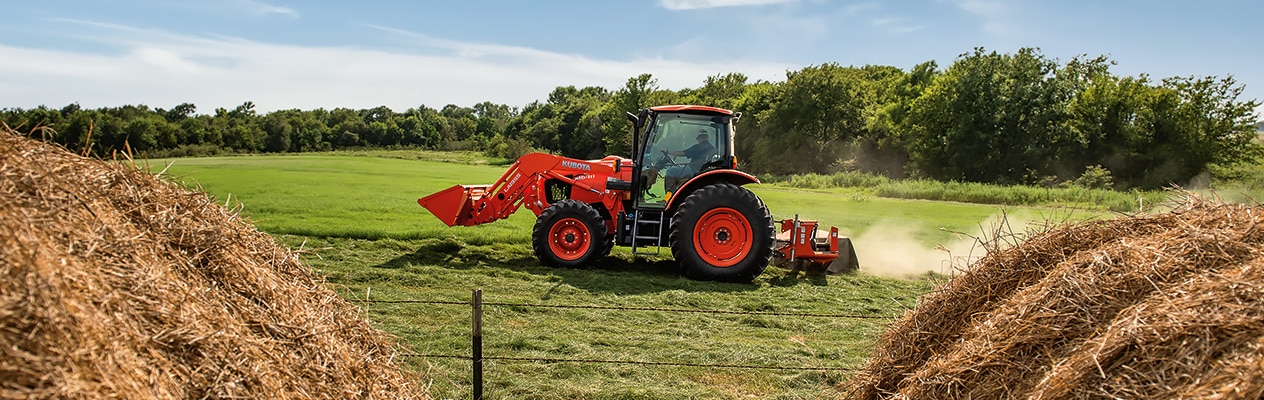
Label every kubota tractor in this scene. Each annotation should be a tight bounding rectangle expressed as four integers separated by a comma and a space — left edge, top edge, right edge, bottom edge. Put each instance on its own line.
418, 105, 856, 282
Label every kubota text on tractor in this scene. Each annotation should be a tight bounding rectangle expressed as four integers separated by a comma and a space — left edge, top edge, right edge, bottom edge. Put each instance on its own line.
418, 105, 857, 282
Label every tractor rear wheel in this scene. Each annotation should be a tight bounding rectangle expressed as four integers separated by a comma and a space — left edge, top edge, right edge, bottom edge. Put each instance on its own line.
670, 183, 774, 282
532, 200, 609, 268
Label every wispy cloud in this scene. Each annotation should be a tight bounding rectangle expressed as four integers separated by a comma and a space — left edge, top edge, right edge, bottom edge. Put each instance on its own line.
660, 0, 798, 11
842, 2, 880, 16
870, 16, 922, 35
945, 0, 1017, 37
234, 0, 298, 19
0, 20, 792, 112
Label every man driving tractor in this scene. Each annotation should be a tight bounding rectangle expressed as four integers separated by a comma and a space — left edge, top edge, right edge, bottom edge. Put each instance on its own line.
662, 129, 716, 191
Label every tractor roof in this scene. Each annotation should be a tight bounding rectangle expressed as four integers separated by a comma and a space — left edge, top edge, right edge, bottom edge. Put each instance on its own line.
649, 105, 734, 116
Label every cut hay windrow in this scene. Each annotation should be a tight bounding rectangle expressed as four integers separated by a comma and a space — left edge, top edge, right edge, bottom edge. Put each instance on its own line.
0, 129, 426, 399
849, 193, 1264, 399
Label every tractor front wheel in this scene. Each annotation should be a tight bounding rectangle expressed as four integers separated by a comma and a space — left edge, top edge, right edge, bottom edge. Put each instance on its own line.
670, 183, 774, 282
532, 200, 609, 268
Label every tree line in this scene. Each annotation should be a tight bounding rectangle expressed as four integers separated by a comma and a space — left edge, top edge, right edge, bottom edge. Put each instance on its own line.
4, 47, 1259, 190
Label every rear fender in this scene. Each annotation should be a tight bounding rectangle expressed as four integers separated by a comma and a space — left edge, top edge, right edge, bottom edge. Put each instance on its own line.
665, 170, 760, 210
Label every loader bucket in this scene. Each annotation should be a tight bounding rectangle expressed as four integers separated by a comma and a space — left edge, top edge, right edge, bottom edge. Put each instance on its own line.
418, 184, 489, 227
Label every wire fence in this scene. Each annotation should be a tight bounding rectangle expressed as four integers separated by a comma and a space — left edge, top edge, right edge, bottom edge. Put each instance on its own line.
352, 289, 902, 399
354, 298, 896, 320
397, 353, 863, 372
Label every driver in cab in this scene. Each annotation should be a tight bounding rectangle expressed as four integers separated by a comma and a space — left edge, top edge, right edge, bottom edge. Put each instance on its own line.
663, 130, 715, 191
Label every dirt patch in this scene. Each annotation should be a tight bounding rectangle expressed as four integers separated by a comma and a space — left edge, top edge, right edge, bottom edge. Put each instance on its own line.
0, 129, 427, 399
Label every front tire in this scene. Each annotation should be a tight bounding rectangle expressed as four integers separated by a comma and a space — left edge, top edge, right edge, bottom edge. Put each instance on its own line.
670, 183, 774, 282
532, 200, 609, 268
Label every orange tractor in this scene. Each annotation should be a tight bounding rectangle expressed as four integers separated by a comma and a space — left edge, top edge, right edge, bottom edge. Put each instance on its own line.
419, 105, 856, 282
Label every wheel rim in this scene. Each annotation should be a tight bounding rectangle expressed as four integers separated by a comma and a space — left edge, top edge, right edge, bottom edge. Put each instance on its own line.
692, 207, 753, 268
548, 217, 590, 261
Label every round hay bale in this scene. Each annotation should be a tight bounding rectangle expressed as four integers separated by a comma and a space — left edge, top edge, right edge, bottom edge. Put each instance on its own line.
848, 193, 1264, 399
0, 129, 427, 399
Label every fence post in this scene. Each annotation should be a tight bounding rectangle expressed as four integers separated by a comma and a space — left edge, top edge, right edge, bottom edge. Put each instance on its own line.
472, 288, 483, 400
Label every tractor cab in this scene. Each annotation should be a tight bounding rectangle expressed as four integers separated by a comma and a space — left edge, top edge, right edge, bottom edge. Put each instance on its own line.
629, 106, 740, 209
616, 105, 765, 269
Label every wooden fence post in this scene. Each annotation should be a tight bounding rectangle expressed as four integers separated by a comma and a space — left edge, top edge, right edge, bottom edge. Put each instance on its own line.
472, 289, 483, 400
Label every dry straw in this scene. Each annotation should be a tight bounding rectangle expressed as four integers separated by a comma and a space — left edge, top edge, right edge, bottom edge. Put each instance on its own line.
0, 129, 428, 399
848, 191, 1264, 399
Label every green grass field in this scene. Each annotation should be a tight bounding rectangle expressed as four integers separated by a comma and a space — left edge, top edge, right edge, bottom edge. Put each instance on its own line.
147, 154, 1121, 399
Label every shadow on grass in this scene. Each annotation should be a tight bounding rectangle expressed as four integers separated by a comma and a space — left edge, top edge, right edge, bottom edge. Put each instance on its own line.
372, 238, 540, 269
767, 270, 831, 287
373, 238, 764, 295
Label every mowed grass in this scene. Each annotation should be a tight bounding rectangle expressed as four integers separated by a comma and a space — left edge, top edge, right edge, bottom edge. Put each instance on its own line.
149, 155, 534, 242
147, 154, 1114, 399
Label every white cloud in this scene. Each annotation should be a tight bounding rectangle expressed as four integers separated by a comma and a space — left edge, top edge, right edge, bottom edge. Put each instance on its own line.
842, 2, 880, 16
235, 0, 298, 19
660, 0, 798, 11
946, 0, 1018, 37
870, 17, 922, 35
0, 21, 793, 112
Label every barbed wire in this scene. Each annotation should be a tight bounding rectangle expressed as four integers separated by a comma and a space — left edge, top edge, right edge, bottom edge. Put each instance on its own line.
398, 353, 860, 372
349, 298, 898, 320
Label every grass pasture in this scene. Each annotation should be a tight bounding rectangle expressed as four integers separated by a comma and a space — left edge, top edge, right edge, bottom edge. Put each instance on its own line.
147, 154, 1120, 399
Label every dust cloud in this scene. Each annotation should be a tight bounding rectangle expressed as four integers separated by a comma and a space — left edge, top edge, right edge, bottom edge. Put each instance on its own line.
850, 212, 1036, 279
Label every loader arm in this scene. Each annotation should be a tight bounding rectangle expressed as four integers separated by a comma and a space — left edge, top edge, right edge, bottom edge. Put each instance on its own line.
418, 152, 625, 227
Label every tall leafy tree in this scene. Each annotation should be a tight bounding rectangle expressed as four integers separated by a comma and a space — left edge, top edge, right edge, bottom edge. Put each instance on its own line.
327, 108, 364, 148
473, 101, 515, 139
600, 74, 662, 158
179, 115, 218, 146
263, 113, 294, 152
754, 63, 869, 174
1132, 75, 1262, 188
730, 80, 779, 173
866, 61, 938, 177
679, 73, 749, 111
514, 85, 610, 158
216, 102, 263, 152
402, 106, 444, 148
908, 48, 1069, 183
159, 102, 197, 123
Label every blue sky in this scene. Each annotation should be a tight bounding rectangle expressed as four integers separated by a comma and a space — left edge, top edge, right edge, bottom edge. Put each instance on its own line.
3, 0, 1261, 116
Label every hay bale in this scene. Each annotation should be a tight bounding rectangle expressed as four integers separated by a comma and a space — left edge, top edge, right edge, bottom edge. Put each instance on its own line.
0, 129, 427, 399
849, 194, 1264, 399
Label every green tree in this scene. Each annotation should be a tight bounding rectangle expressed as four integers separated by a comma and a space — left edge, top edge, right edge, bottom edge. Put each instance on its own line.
159, 102, 197, 123
59, 109, 97, 153
217, 102, 263, 152
907, 48, 1070, 183
866, 61, 938, 177
753, 63, 869, 174
400, 106, 443, 148
601, 74, 675, 158
327, 108, 364, 148
1066, 71, 1150, 187
1127, 75, 1262, 188
122, 115, 163, 152
473, 101, 515, 139
263, 113, 294, 152
679, 73, 749, 110
514, 85, 610, 158
178, 115, 218, 146
730, 81, 779, 173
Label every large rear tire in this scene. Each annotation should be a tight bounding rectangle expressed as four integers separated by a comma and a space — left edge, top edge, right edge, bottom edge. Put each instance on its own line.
670, 183, 774, 282
532, 200, 609, 268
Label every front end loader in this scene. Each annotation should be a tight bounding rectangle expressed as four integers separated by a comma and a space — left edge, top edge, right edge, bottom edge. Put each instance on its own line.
418, 105, 857, 282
